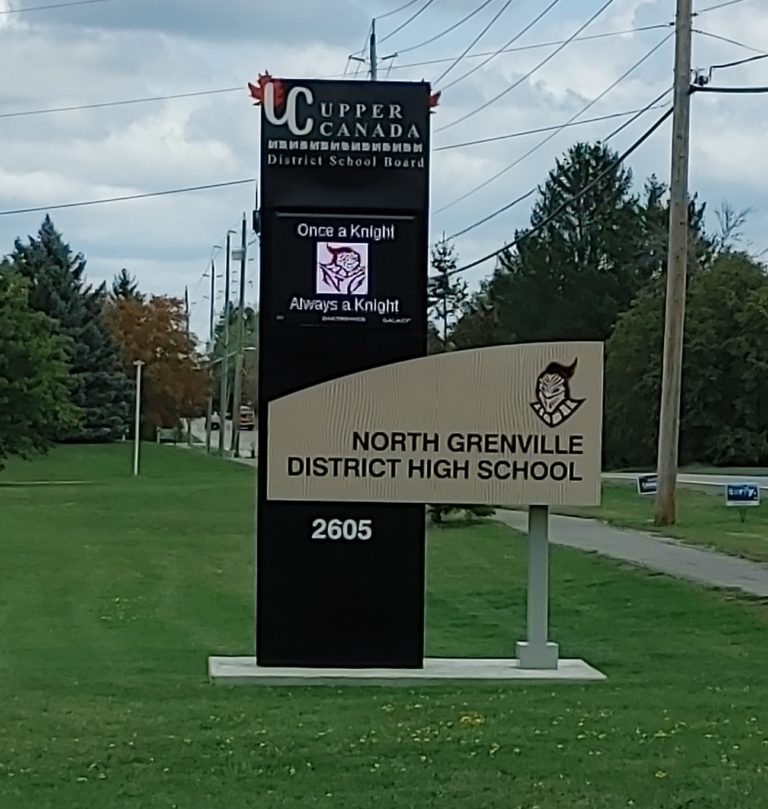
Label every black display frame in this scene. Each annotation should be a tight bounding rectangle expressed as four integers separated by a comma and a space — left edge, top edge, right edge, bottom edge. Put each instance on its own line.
256, 78, 431, 668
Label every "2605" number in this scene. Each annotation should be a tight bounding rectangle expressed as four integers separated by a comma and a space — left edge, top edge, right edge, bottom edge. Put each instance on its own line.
311, 518, 373, 542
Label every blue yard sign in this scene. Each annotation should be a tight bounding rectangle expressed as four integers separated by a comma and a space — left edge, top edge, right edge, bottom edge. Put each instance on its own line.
725, 483, 760, 507
637, 474, 658, 496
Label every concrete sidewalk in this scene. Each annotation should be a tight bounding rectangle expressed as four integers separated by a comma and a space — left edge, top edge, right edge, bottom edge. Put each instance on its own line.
497, 510, 768, 598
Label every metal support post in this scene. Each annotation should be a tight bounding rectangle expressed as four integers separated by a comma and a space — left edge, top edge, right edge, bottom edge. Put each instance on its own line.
516, 505, 559, 670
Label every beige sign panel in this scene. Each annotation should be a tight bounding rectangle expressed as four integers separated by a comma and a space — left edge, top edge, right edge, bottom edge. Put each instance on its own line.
267, 342, 603, 506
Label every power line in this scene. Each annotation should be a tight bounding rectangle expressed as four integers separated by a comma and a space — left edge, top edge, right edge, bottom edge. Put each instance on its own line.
443, 189, 537, 241
696, 0, 749, 12
692, 26, 768, 73
691, 83, 768, 92
0, 24, 674, 123
393, 24, 672, 73
693, 28, 767, 55
441, 0, 564, 92
602, 90, 670, 139
436, 33, 672, 213
441, 88, 671, 242
0, 178, 255, 218
395, 0, 496, 55
446, 105, 674, 277
380, 0, 435, 43
436, 0, 620, 133
376, 0, 421, 19
432, 0, 518, 87
708, 52, 768, 71
0, 87, 241, 120
0, 0, 118, 14
435, 103, 669, 151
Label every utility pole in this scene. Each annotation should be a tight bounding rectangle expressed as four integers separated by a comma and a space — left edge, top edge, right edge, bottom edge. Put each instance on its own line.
218, 230, 235, 455
369, 18, 378, 80
655, 0, 693, 526
349, 18, 394, 79
230, 213, 248, 457
205, 258, 216, 454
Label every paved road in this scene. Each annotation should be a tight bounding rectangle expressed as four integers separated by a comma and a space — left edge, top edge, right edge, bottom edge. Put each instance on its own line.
497, 510, 768, 597
606, 472, 768, 490
190, 418, 256, 458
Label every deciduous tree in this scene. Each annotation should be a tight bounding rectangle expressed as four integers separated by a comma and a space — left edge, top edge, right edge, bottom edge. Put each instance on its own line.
605, 253, 768, 468
105, 295, 207, 435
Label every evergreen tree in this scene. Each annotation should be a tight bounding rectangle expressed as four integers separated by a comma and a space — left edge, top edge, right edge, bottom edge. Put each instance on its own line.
427, 240, 467, 350
450, 285, 496, 350
0, 266, 77, 468
8, 216, 131, 442
636, 174, 714, 280
491, 142, 647, 343
452, 144, 715, 348
111, 268, 144, 302
424, 241, 493, 523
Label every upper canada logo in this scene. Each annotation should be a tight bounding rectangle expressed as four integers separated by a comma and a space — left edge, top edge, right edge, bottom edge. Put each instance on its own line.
530, 360, 585, 428
248, 73, 425, 140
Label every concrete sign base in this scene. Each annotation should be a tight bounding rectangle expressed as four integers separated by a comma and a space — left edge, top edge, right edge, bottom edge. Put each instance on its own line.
208, 656, 606, 686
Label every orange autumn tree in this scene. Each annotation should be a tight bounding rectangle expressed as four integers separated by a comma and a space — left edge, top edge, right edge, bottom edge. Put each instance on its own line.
105, 294, 207, 435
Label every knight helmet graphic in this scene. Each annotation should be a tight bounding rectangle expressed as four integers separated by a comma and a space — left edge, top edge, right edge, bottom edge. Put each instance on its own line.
530, 360, 585, 428
317, 244, 368, 295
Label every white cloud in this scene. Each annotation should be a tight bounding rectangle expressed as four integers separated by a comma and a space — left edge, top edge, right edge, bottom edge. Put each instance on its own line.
1, 0, 767, 345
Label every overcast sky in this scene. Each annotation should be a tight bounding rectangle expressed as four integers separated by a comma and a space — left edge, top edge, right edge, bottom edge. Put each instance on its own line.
1, 0, 766, 340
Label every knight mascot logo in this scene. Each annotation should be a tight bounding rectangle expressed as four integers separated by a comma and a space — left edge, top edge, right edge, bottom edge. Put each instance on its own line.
316, 243, 369, 295
531, 360, 585, 428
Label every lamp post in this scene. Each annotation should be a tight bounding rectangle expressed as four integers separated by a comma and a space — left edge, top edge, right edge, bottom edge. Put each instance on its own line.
205, 246, 223, 454
231, 345, 257, 458
208, 347, 256, 455
218, 229, 238, 456
133, 360, 145, 477
231, 213, 248, 456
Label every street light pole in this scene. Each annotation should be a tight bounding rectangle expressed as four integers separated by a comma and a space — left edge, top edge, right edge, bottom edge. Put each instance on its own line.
205, 256, 217, 454
231, 213, 248, 457
218, 230, 235, 455
133, 360, 145, 477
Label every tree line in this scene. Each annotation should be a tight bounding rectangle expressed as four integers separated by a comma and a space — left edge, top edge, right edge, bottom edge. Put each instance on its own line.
430, 141, 766, 469
0, 218, 222, 469
3, 142, 763, 473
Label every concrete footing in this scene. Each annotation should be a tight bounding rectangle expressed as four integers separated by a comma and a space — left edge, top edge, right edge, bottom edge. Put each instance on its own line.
208, 656, 606, 686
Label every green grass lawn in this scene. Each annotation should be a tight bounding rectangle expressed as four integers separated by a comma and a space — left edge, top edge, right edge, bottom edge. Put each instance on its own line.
570, 482, 768, 564
2, 446, 768, 808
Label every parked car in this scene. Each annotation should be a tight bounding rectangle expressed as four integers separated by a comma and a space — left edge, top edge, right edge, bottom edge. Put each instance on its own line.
239, 405, 255, 431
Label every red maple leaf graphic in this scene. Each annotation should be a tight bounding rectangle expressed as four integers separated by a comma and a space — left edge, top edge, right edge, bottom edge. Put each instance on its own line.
247, 73, 286, 109
429, 90, 442, 111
